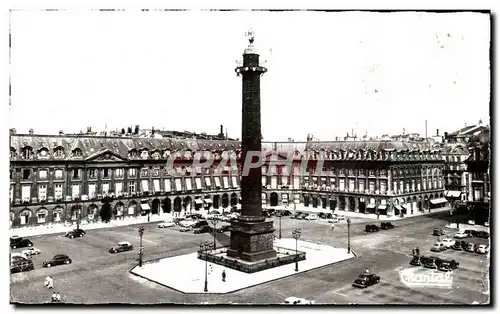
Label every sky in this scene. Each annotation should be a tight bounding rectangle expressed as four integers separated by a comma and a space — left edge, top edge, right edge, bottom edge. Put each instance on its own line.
9, 10, 490, 141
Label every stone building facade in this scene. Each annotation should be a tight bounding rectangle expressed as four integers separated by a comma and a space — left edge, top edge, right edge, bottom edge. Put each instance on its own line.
10, 134, 447, 227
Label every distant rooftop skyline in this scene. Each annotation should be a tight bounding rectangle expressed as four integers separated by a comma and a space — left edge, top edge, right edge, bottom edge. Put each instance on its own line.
9, 10, 490, 141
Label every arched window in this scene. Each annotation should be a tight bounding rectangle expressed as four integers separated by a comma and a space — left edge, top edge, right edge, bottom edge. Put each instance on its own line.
22, 146, 33, 159
38, 147, 49, 159
54, 146, 65, 158
151, 150, 161, 160
140, 149, 149, 159
129, 149, 138, 158
72, 148, 83, 158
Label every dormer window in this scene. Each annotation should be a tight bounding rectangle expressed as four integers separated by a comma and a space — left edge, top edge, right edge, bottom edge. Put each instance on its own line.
151, 150, 161, 160
129, 149, 138, 158
10, 148, 16, 159
22, 146, 33, 159
72, 148, 83, 158
54, 146, 65, 158
140, 149, 149, 160
163, 150, 171, 159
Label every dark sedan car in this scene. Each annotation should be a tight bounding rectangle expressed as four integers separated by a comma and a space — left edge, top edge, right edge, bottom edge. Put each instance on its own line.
109, 241, 134, 253
290, 213, 302, 219
192, 220, 209, 229
65, 229, 86, 238
433, 228, 445, 236
437, 259, 459, 272
476, 231, 490, 239
10, 237, 33, 249
451, 241, 465, 251
186, 214, 204, 220
464, 229, 475, 237
43, 254, 72, 268
381, 222, 394, 230
10, 259, 35, 274
365, 225, 380, 232
423, 256, 442, 269
352, 273, 380, 288
194, 226, 212, 234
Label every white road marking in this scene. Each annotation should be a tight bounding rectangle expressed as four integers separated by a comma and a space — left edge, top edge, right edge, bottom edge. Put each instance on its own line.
106, 231, 161, 245
394, 266, 403, 271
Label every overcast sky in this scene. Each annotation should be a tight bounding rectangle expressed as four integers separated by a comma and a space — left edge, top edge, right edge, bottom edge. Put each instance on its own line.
9, 10, 490, 141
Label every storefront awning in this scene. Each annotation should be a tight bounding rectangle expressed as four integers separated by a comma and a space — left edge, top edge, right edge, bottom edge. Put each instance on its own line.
445, 191, 462, 198
366, 204, 376, 209
140, 203, 151, 210
194, 199, 203, 204
430, 198, 448, 205
377, 204, 387, 210
204, 198, 212, 204
394, 205, 403, 211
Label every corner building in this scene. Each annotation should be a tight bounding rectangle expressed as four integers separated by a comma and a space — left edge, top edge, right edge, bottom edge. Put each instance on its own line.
9, 134, 446, 227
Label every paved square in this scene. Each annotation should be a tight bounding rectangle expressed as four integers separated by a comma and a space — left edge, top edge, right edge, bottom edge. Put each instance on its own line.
130, 238, 355, 293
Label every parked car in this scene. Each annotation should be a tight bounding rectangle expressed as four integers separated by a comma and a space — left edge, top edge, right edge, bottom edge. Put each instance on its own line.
290, 213, 302, 219
451, 241, 465, 251
409, 255, 423, 266
109, 241, 134, 253
186, 214, 204, 220
465, 243, 476, 252
42, 254, 72, 268
158, 221, 175, 228
336, 214, 346, 220
437, 259, 459, 272
65, 229, 86, 238
283, 297, 314, 305
423, 256, 442, 269
441, 238, 456, 248
281, 210, 292, 216
192, 220, 209, 229
304, 214, 318, 220
433, 228, 445, 236
365, 224, 379, 232
22, 247, 41, 256
11, 253, 28, 261
352, 273, 380, 288
10, 258, 35, 274
217, 225, 231, 233
476, 244, 489, 254
476, 231, 490, 239
173, 217, 186, 225
454, 230, 469, 239
179, 226, 192, 232
179, 219, 198, 228
328, 217, 339, 223
194, 226, 212, 234
381, 222, 394, 230
431, 242, 448, 252
463, 229, 475, 237
10, 236, 33, 249
300, 213, 310, 220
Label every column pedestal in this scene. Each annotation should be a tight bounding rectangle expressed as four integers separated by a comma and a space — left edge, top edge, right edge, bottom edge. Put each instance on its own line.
227, 219, 277, 262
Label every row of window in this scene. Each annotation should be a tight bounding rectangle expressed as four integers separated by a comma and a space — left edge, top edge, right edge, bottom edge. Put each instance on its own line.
303, 177, 442, 193
271, 167, 443, 177
11, 176, 241, 203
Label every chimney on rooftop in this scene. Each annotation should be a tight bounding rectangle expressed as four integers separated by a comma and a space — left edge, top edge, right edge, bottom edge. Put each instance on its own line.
10, 128, 16, 135
29, 129, 34, 135
220, 124, 223, 135
59, 130, 64, 136
134, 125, 139, 135
87, 126, 92, 134
436, 129, 439, 136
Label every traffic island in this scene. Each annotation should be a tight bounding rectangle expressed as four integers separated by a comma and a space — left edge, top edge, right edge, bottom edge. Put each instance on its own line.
129, 238, 355, 294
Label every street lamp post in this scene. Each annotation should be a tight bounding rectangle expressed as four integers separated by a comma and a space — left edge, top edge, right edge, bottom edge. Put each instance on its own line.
277, 213, 282, 239
347, 217, 351, 254
138, 227, 144, 267
200, 241, 211, 292
210, 219, 219, 249
76, 204, 81, 230
292, 228, 301, 272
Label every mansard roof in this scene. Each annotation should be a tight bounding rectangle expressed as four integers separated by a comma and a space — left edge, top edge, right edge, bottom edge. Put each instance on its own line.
304, 140, 432, 152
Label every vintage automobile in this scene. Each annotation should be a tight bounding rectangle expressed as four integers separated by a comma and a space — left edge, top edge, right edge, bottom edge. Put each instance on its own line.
10, 236, 33, 249
430, 242, 448, 252
157, 221, 175, 228
328, 217, 339, 223
381, 222, 394, 230
409, 255, 424, 266
283, 297, 315, 305
217, 225, 231, 233
65, 229, 86, 239
179, 226, 192, 232
178, 219, 198, 228
10, 258, 35, 274
192, 220, 209, 229
109, 241, 134, 253
441, 238, 456, 248
42, 254, 72, 268
304, 214, 318, 220
475, 231, 490, 239
22, 247, 41, 256
437, 259, 459, 271
454, 230, 470, 239
451, 241, 466, 251
365, 225, 380, 232
465, 243, 476, 252
433, 228, 445, 236
194, 226, 212, 234
423, 256, 442, 269
352, 273, 381, 288
476, 244, 489, 254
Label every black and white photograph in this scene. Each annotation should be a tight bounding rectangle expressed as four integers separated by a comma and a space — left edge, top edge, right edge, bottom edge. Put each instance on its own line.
7, 8, 491, 306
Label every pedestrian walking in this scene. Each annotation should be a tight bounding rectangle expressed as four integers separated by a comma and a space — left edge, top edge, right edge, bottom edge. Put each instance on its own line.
365, 268, 370, 274
56, 292, 62, 303
415, 247, 420, 256
51, 292, 57, 302
222, 270, 226, 282
412, 249, 415, 256
44, 276, 54, 289
331, 224, 335, 230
